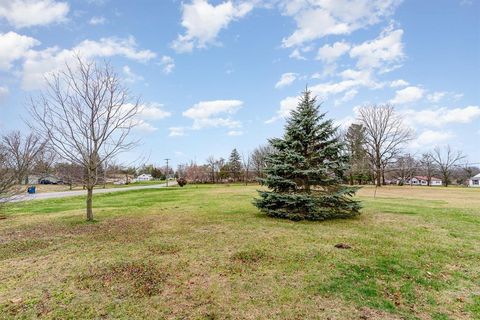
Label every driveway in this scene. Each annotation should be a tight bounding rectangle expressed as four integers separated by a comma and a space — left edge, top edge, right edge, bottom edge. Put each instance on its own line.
9, 182, 176, 202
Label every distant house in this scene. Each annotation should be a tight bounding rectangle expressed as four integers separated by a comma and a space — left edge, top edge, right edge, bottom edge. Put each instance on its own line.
134, 174, 153, 182
106, 174, 134, 185
469, 173, 480, 188
26, 175, 61, 185
407, 176, 442, 186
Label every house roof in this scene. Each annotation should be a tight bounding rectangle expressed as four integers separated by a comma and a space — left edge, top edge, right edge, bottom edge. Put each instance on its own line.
413, 176, 442, 181
470, 173, 480, 179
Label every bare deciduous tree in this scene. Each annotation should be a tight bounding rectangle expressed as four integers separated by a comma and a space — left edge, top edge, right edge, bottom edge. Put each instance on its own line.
251, 144, 274, 180
394, 153, 417, 185
0, 143, 19, 206
241, 151, 251, 185
206, 156, 217, 183
358, 104, 413, 187
419, 153, 437, 186
431, 145, 465, 187
1, 131, 46, 184
30, 56, 140, 221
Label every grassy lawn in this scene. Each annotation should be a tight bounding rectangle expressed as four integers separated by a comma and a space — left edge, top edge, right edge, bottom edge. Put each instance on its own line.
0, 185, 479, 319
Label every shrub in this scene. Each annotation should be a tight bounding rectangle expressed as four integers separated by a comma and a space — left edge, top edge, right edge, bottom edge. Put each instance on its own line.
177, 177, 187, 187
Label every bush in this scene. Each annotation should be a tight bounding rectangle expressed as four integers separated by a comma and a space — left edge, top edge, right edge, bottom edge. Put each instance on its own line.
177, 177, 187, 187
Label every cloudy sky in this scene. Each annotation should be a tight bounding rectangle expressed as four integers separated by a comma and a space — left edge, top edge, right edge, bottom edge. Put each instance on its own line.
0, 0, 479, 166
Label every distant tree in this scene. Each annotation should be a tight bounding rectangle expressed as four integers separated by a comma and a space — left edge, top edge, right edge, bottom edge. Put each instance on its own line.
344, 123, 370, 185
431, 145, 465, 187
138, 164, 155, 175
121, 167, 137, 184
394, 153, 417, 185
1, 131, 46, 184
206, 155, 217, 183
29, 56, 140, 221
419, 153, 437, 186
151, 167, 165, 180
254, 89, 361, 221
228, 148, 242, 182
55, 162, 84, 190
0, 142, 21, 207
251, 144, 274, 180
32, 146, 57, 179
218, 162, 230, 182
241, 152, 252, 185
358, 104, 413, 187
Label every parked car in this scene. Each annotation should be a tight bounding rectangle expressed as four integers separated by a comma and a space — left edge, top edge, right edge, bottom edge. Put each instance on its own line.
39, 179, 56, 185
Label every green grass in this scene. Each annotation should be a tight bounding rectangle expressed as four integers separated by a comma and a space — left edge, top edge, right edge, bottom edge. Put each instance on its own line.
0, 185, 479, 319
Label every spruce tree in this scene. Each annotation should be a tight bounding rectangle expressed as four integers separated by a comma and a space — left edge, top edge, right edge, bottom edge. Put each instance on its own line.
254, 89, 361, 221
229, 148, 242, 182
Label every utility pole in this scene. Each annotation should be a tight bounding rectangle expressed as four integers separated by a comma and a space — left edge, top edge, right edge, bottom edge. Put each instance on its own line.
165, 158, 170, 187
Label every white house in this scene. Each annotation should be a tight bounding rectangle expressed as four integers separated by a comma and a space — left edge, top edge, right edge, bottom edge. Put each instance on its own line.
134, 173, 153, 182
408, 176, 442, 186
469, 173, 480, 188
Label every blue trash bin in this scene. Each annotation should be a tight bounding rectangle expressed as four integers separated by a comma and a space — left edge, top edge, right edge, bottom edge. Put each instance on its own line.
27, 186, 36, 194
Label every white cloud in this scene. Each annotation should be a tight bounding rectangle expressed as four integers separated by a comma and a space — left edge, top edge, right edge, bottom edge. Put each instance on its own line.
183, 99, 242, 119
275, 72, 297, 89
289, 48, 306, 60
410, 130, 454, 148
309, 69, 378, 98
390, 86, 424, 104
171, 0, 253, 53
122, 65, 144, 83
427, 91, 447, 103
21, 36, 156, 90
183, 99, 243, 129
89, 16, 106, 25
74, 36, 156, 62
228, 130, 243, 136
403, 105, 480, 127
280, 0, 402, 47
134, 119, 158, 132
0, 86, 9, 98
169, 127, 186, 137
334, 89, 358, 106
120, 102, 170, 132
334, 115, 356, 130
159, 55, 175, 74
266, 96, 298, 123
349, 26, 404, 71
138, 103, 171, 120
316, 41, 350, 63
269, 68, 380, 123
0, 0, 69, 28
0, 32, 40, 70
390, 79, 409, 87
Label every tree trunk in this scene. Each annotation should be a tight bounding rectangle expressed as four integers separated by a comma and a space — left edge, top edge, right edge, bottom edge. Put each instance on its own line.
86, 187, 94, 221
376, 166, 381, 187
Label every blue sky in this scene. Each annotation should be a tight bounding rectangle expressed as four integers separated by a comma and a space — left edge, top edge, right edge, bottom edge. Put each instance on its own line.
0, 0, 479, 167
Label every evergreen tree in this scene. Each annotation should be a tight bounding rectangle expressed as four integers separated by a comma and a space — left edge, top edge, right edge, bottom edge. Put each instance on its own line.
254, 90, 361, 221
229, 148, 242, 181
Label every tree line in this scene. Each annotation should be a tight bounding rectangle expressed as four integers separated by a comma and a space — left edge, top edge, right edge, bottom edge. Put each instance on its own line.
1, 56, 478, 222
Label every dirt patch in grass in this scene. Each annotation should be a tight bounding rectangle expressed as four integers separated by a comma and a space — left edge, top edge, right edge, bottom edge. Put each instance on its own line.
78, 260, 168, 298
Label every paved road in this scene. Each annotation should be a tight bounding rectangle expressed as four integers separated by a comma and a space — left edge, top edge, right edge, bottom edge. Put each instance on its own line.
9, 182, 176, 202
